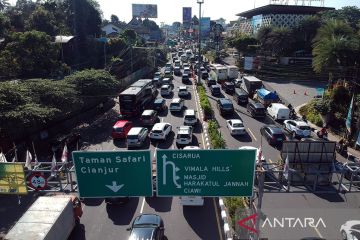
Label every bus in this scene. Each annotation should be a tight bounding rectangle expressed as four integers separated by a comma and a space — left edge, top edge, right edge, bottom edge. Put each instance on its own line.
210, 64, 228, 84
119, 79, 156, 117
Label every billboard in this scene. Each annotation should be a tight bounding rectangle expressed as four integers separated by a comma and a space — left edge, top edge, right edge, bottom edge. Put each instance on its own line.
183, 7, 192, 27
252, 15, 263, 34
132, 4, 158, 18
200, 17, 210, 38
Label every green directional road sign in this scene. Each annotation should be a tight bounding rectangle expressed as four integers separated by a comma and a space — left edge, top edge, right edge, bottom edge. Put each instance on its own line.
156, 149, 256, 197
73, 150, 152, 198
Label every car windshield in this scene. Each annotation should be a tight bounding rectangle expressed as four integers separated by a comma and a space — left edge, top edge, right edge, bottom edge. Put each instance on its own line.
152, 130, 163, 134
170, 103, 179, 107
232, 123, 244, 128
142, 115, 152, 119
113, 127, 123, 132
127, 134, 138, 140
299, 126, 311, 130
273, 134, 284, 138
222, 103, 233, 109
177, 134, 190, 138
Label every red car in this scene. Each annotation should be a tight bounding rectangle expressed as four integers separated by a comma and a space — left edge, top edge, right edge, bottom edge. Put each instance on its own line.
112, 120, 133, 139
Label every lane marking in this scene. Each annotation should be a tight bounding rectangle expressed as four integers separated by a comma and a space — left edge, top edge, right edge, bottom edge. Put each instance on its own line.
213, 198, 224, 240
247, 128, 257, 142
161, 117, 163, 123
139, 197, 145, 214
313, 226, 324, 239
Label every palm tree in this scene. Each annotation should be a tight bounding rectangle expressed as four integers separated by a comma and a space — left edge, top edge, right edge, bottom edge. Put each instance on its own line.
256, 25, 273, 55
267, 27, 294, 57
0, 0, 9, 12
312, 19, 359, 75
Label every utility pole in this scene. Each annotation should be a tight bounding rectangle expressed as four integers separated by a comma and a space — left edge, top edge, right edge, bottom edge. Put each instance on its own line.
197, 0, 204, 85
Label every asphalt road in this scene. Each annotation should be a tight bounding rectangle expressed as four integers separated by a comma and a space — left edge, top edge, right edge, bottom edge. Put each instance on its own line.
69, 67, 224, 240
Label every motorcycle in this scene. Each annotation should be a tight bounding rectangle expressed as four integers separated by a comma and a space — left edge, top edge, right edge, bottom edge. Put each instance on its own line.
336, 142, 348, 156
316, 128, 328, 140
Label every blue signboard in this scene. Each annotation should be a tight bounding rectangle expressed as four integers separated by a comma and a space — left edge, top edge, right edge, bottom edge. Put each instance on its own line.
252, 15, 263, 34
183, 7, 192, 24
200, 17, 211, 38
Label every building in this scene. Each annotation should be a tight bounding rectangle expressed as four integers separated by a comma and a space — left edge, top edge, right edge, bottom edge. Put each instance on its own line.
101, 23, 127, 37
235, 4, 334, 35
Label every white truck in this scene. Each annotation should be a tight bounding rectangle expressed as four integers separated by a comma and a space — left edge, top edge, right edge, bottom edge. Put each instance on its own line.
5, 195, 82, 240
227, 65, 239, 80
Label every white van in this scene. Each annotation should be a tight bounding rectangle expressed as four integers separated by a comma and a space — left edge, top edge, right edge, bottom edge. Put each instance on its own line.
267, 103, 290, 120
184, 109, 198, 126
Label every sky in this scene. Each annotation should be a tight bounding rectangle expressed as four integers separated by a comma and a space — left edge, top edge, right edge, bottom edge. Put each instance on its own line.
8, 0, 360, 25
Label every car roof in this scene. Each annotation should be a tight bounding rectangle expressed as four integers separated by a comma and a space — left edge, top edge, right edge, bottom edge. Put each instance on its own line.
154, 98, 165, 103
184, 146, 200, 149
252, 102, 265, 108
133, 214, 161, 226
128, 127, 145, 135
130, 227, 155, 239
178, 126, 192, 134
182, 73, 189, 76
185, 109, 195, 115
291, 120, 309, 126
219, 98, 232, 104
211, 84, 220, 88
171, 98, 182, 103
179, 86, 187, 90
161, 85, 170, 89
152, 122, 170, 131
142, 110, 155, 115
225, 82, 234, 85
229, 119, 243, 124
264, 125, 283, 134
113, 120, 129, 128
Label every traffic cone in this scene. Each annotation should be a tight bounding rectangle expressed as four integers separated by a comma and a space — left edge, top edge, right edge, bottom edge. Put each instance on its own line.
304, 90, 307, 96
293, 90, 296, 94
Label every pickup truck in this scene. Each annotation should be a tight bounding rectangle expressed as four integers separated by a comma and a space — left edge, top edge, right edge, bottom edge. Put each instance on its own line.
5, 195, 82, 240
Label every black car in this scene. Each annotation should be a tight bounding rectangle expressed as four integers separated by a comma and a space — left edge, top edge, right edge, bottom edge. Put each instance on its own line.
211, 85, 221, 96
207, 78, 217, 87
233, 88, 249, 105
153, 98, 167, 111
182, 73, 190, 83
222, 82, 235, 94
127, 214, 165, 240
247, 102, 266, 118
201, 70, 209, 79
105, 197, 130, 205
260, 125, 286, 146
217, 98, 234, 116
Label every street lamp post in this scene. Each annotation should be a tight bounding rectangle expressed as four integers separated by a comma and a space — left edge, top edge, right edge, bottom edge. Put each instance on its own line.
197, 0, 204, 85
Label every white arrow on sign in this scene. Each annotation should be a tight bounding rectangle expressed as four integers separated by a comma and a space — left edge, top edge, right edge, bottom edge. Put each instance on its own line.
105, 181, 124, 192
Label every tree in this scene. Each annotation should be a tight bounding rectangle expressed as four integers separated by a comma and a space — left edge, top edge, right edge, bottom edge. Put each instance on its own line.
110, 14, 119, 24
64, 69, 119, 97
312, 19, 359, 74
0, 31, 62, 78
120, 29, 137, 45
25, 6, 57, 36
0, 13, 10, 37
322, 6, 360, 30
230, 34, 258, 56
0, 0, 9, 12
143, 19, 159, 31
292, 16, 321, 52
267, 27, 294, 57
172, 21, 181, 30
256, 25, 273, 54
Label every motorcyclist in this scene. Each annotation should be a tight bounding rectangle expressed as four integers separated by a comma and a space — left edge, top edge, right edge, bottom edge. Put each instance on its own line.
338, 138, 348, 153
318, 127, 328, 138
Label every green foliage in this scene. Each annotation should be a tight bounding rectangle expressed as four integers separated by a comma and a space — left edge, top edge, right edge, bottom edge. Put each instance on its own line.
110, 14, 119, 24
0, 13, 10, 37
25, 6, 57, 36
228, 34, 258, 55
65, 69, 119, 96
0, 30, 62, 78
224, 197, 246, 227
197, 85, 213, 116
321, 6, 360, 30
208, 120, 226, 149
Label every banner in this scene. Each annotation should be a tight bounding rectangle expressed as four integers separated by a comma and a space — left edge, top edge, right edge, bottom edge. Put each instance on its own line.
132, 4, 158, 18
183, 7, 192, 25
200, 17, 211, 38
346, 95, 354, 133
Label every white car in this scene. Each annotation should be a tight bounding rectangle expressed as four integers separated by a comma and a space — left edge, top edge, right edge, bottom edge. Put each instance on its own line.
284, 120, 311, 138
239, 146, 265, 163
178, 86, 189, 97
176, 126, 193, 146
183, 146, 201, 150
226, 119, 246, 135
183, 67, 191, 75
340, 220, 360, 240
184, 109, 198, 126
169, 98, 184, 112
149, 123, 172, 140
160, 84, 172, 96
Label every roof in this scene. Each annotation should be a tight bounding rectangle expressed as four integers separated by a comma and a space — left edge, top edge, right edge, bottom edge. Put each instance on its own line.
265, 125, 284, 134
229, 119, 243, 124
142, 110, 155, 115
154, 98, 165, 104
128, 127, 144, 135
113, 120, 129, 128
257, 88, 279, 100
171, 98, 182, 103
291, 120, 309, 126
178, 126, 192, 134
134, 214, 161, 226
55, 35, 75, 43
152, 122, 169, 131
252, 102, 265, 108
270, 103, 288, 108
179, 86, 187, 90
237, 4, 334, 18
219, 98, 232, 104
184, 109, 195, 115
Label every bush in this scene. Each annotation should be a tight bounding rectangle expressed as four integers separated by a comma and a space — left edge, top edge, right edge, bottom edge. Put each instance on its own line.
208, 120, 226, 149
197, 85, 213, 116
224, 197, 246, 227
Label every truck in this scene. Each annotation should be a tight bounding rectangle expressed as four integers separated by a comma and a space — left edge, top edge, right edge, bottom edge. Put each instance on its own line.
226, 65, 239, 80
5, 195, 82, 240
255, 88, 279, 107
210, 64, 228, 84
242, 75, 263, 97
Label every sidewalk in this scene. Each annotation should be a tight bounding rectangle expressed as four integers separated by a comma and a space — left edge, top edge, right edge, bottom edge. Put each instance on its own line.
295, 104, 360, 160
